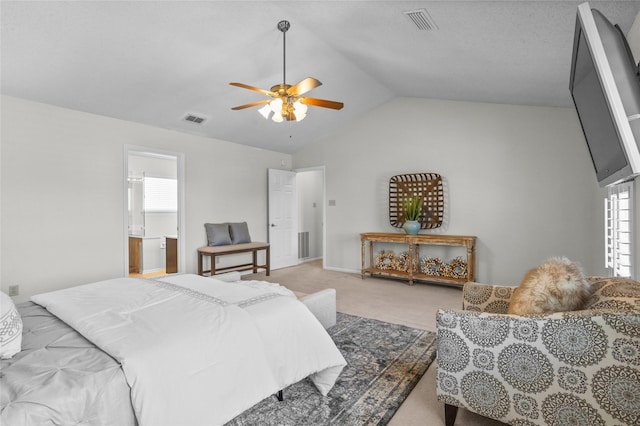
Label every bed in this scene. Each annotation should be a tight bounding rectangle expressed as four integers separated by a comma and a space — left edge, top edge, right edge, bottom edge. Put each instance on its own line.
0, 274, 347, 425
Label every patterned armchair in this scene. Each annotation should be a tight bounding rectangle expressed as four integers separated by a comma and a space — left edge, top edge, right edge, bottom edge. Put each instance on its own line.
436, 277, 640, 426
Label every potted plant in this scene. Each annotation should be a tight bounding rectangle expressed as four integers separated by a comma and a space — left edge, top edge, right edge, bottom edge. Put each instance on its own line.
403, 195, 422, 235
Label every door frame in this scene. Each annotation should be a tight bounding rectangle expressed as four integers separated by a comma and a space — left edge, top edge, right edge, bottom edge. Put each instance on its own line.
123, 145, 186, 276
294, 166, 326, 269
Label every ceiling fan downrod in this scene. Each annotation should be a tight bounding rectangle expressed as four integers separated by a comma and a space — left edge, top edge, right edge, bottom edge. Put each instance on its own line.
278, 20, 290, 87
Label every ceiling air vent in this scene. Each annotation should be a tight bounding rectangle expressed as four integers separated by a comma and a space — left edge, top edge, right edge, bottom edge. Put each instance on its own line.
183, 113, 207, 125
403, 8, 438, 31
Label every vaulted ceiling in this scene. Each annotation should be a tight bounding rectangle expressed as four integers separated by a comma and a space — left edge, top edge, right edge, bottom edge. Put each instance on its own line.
2, 1, 639, 154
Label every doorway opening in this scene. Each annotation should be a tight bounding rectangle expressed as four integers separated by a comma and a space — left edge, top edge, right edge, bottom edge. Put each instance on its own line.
123, 146, 185, 277
267, 166, 325, 271
296, 166, 326, 268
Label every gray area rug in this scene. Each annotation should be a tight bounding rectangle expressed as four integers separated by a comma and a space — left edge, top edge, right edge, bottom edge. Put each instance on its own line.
227, 313, 437, 426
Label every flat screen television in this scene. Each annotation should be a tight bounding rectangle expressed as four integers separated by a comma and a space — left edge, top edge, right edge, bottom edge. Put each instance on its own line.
569, 2, 640, 187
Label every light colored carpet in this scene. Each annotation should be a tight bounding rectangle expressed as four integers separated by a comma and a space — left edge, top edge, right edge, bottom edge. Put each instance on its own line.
245, 259, 507, 426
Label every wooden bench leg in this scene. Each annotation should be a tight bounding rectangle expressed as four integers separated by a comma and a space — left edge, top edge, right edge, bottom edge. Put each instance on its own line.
198, 245, 270, 277
266, 246, 270, 276
445, 404, 458, 426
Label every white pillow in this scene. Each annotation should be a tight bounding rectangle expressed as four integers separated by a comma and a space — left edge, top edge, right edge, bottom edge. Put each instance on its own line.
0, 291, 23, 359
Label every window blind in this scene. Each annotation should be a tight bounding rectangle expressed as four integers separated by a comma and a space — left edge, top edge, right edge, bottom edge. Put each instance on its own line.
144, 176, 177, 213
606, 181, 635, 278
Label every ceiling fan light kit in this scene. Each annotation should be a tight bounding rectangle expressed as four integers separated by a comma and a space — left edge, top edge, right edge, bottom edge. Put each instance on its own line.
230, 20, 343, 123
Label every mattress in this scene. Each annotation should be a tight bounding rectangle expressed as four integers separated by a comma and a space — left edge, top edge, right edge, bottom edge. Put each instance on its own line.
0, 302, 137, 426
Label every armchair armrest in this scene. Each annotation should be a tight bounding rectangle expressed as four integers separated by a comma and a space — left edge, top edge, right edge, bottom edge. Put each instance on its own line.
462, 281, 515, 313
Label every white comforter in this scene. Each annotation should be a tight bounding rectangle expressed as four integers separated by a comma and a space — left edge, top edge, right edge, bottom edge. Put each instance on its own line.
31, 274, 346, 426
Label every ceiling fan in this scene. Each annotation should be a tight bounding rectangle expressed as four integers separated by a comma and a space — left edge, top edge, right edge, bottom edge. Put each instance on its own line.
230, 20, 344, 123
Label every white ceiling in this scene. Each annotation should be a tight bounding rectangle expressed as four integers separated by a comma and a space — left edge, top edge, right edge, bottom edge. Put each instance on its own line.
2, 1, 639, 154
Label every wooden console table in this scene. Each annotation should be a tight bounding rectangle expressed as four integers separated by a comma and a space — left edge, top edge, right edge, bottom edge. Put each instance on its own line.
360, 233, 476, 286
198, 242, 270, 277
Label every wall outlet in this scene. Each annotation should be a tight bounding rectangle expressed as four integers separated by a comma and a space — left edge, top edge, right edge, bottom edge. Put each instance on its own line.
8, 285, 19, 297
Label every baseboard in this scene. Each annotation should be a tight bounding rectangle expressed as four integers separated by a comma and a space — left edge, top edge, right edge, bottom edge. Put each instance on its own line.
299, 257, 322, 263
324, 265, 360, 274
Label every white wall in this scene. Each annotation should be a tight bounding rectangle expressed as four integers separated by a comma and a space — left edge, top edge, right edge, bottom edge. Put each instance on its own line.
129, 154, 177, 179
293, 97, 603, 285
0, 92, 626, 297
1, 96, 292, 302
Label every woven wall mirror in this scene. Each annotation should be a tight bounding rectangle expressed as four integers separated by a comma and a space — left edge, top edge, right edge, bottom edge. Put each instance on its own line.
389, 173, 444, 229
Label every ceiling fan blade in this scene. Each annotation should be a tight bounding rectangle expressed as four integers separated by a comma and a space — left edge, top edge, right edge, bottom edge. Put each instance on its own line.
300, 97, 344, 110
229, 82, 275, 97
231, 99, 272, 110
287, 77, 322, 96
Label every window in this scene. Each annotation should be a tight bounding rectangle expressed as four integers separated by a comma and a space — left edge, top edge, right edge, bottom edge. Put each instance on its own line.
144, 176, 177, 213
605, 180, 635, 278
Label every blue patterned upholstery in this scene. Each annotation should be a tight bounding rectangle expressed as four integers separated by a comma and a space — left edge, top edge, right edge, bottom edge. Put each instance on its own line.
436, 277, 640, 426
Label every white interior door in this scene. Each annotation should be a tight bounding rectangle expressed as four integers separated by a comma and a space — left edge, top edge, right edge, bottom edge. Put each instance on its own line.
268, 168, 298, 270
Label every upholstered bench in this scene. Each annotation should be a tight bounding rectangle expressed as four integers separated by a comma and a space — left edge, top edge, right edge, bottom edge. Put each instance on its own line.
293, 289, 337, 329
197, 242, 270, 276
214, 272, 336, 329
200, 222, 269, 276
